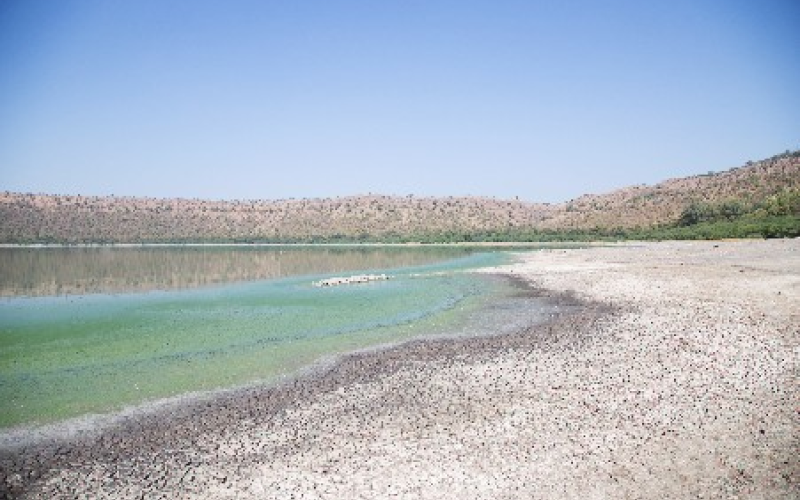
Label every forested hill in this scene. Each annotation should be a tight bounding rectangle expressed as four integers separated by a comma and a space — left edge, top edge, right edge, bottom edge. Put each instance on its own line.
1, 151, 798, 243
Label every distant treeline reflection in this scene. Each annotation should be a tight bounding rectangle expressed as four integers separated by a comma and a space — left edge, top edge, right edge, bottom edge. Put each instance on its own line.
0, 246, 474, 297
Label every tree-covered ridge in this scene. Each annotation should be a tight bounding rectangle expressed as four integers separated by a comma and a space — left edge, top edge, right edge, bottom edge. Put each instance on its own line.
1, 151, 798, 243
538, 150, 800, 231
679, 187, 800, 226
0, 194, 552, 244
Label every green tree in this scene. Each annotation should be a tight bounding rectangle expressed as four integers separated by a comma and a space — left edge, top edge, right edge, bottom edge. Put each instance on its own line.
679, 202, 712, 226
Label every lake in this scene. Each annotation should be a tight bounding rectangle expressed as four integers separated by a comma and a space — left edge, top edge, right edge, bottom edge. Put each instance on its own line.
0, 245, 548, 429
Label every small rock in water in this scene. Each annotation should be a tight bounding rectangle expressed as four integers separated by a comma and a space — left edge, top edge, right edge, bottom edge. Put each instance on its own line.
313, 274, 391, 287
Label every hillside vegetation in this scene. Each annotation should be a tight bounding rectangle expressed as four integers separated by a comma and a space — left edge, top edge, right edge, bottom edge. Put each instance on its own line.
1, 151, 798, 244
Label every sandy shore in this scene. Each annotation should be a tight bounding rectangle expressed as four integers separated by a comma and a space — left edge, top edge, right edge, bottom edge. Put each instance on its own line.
2, 239, 798, 499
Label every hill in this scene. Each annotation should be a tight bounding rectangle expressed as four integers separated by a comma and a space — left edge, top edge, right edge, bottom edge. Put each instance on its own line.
541, 151, 800, 231
1, 151, 798, 244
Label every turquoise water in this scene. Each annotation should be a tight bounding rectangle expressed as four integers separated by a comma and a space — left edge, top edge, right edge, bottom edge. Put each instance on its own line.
0, 248, 520, 428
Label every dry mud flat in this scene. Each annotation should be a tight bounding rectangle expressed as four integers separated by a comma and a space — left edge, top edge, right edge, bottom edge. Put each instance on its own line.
2, 239, 798, 499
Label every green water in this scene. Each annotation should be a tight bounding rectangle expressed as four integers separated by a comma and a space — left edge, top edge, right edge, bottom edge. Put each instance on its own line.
0, 247, 518, 428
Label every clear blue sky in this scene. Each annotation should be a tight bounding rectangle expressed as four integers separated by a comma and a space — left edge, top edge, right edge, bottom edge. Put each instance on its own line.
1, 1, 798, 203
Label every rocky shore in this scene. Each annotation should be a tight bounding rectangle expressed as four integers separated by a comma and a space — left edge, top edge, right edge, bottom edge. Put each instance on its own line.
2, 240, 798, 499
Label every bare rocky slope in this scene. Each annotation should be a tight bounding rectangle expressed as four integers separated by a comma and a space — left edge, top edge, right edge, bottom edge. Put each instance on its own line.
1, 152, 797, 243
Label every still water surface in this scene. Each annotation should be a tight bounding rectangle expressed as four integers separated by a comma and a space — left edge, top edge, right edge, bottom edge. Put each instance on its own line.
0, 246, 537, 428
0, 245, 484, 297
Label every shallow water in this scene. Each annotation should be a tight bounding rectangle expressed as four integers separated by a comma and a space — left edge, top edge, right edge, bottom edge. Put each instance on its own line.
0, 247, 545, 429
0, 245, 482, 297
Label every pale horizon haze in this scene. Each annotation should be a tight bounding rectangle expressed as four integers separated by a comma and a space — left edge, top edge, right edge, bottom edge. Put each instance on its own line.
1, 1, 798, 203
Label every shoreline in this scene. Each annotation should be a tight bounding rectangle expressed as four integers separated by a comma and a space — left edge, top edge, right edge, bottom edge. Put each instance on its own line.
0, 275, 594, 497
0, 241, 596, 250
0, 273, 561, 450
0, 270, 551, 436
2, 239, 797, 498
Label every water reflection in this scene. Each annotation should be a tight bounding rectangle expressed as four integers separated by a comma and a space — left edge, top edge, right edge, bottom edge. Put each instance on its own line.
0, 246, 478, 297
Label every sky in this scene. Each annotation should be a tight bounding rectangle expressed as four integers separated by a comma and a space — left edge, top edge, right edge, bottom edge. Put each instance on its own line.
1, 1, 798, 203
